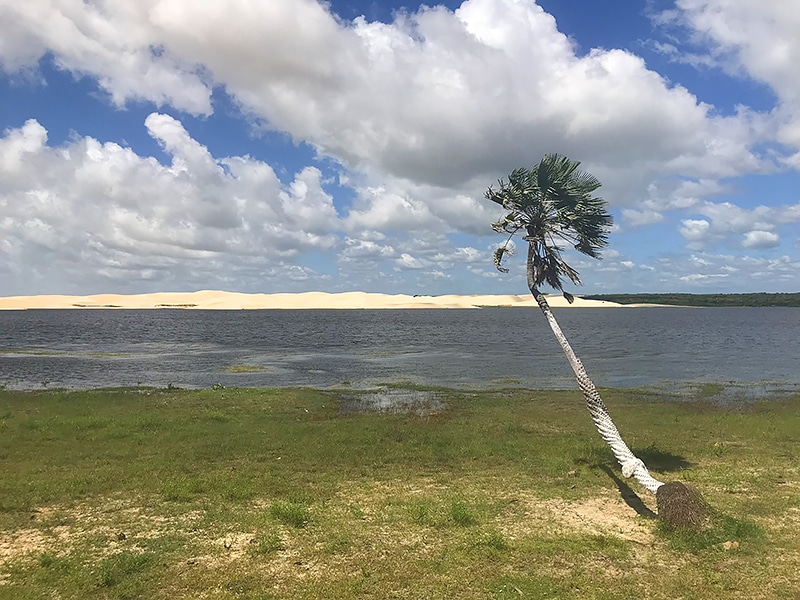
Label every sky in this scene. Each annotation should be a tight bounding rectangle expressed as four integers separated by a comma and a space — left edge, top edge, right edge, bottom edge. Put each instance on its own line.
1, 0, 799, 297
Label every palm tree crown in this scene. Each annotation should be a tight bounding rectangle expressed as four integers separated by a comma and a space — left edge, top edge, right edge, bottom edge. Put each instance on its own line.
486, 154, 613, 300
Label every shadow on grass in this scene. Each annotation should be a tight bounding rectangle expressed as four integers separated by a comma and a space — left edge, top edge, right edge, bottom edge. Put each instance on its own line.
656, 511, 764, 552
575, 444, 693, 518
598, 464, 657, 519
634, 445, 693, 472
575, 444, 692, 473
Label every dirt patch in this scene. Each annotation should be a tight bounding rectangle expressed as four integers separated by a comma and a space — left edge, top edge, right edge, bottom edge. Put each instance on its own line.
502, 491, 657, 546
0, 499, 203, 566
0, 524, 74, 565
334, 478, 656, 545
2, 485, 663, 594
212, 532, 256, 561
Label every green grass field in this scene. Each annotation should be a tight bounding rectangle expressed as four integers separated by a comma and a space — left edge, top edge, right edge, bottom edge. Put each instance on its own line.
0, 385, 798, 599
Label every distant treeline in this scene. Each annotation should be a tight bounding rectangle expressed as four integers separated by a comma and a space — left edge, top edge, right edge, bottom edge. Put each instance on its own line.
583, 293, 800, 307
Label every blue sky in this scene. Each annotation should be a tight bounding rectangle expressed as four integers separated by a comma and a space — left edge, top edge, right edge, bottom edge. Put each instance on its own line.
1, 0, 799, 296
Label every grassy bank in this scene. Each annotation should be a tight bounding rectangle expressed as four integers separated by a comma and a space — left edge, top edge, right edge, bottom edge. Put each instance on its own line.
583, 292, 800, 307
1, 385, 798, 599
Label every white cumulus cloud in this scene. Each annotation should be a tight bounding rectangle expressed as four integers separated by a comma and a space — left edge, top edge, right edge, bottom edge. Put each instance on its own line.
679, 219, 711, 242
0, 0, 773, 197
742, 230, 780, 249
0, 115, 342, 293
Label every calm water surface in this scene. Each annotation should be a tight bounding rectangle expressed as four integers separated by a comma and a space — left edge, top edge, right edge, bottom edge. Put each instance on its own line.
0, 307, 798, 393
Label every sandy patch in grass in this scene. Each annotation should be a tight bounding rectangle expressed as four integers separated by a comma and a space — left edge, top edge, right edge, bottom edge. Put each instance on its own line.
1, 485, 662, 594
210, 533, 256, 561
531, 493, 656, 545
336, 479, 656, 545
0, 526, 71, 561
0, 499, 203, 565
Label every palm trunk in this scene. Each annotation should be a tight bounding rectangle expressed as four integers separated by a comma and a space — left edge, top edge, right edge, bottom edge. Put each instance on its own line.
527, 244, 663, 495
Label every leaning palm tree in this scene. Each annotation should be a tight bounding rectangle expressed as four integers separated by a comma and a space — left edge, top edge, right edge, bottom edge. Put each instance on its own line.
487, 154, 704, 526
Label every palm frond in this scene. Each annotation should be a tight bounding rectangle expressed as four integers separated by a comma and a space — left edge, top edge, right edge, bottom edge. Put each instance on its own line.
493, 246, 511, 273
486, 154, 612, 292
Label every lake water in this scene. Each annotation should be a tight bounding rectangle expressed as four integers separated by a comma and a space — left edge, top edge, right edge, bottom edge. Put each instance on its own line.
0, 307, 798, 395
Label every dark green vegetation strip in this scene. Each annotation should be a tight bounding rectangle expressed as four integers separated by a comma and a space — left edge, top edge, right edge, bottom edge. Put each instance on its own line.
584, 292, 800, 307
0, 386, 798, 598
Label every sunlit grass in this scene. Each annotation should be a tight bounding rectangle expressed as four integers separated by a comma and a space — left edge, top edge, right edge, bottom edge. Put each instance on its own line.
0, 385, 797, 598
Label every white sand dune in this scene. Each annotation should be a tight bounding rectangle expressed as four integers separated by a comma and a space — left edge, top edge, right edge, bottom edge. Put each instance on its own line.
0, 290, 625, 310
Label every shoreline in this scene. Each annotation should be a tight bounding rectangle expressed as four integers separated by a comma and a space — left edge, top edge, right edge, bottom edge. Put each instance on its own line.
0, 290, 634, 311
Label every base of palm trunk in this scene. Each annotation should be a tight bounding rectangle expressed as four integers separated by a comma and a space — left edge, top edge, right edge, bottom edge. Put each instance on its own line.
655, 481, 708, 529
